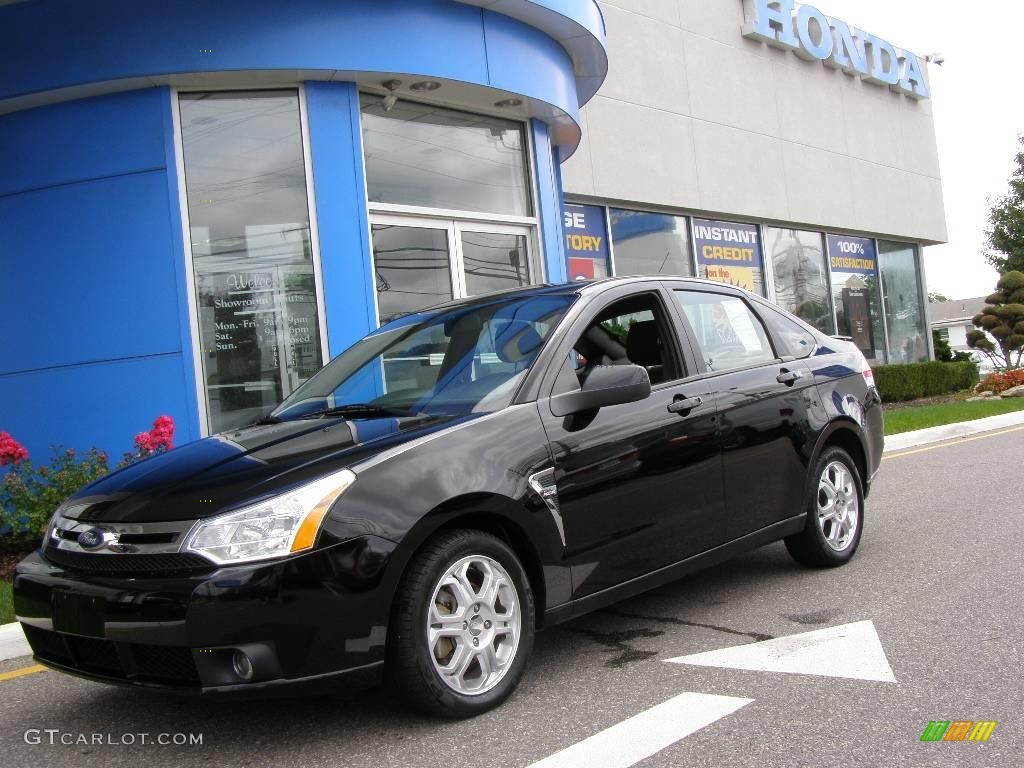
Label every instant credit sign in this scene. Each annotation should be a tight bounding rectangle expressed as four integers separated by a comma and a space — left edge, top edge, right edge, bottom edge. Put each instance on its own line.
693, 218, 764, 294
826, 235, 877, 275
563, 204, 609, 281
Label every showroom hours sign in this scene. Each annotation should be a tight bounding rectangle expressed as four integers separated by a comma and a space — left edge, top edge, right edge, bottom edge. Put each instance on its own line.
196, 262, 323, 433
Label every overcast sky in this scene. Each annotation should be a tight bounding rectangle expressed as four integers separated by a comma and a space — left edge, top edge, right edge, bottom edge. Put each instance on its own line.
818, 0, 1024, 300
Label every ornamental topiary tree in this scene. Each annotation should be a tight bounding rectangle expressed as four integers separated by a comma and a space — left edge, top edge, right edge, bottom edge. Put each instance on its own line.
967, 270, 1024, 370
986, 136, 1024, 274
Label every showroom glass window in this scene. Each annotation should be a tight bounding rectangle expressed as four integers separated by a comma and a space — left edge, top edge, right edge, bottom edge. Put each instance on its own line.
827, 235, 886, 364
765, 227, 834, 333
361, 96, 537, 323
609, 209, 693, 277
878, 240, 929, 363
179, 91, 323, 433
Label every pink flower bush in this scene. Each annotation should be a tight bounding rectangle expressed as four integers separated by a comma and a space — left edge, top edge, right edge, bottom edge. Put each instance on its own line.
0, 432, 29, 466
133, 415, 175, 456
2, 415, 176, 535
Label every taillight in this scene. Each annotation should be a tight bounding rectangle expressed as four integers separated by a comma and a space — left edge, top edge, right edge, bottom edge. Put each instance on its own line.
860, 357, 875, 388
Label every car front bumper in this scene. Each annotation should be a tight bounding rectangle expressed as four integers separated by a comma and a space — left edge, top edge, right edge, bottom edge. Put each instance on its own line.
12, 535, 397, 693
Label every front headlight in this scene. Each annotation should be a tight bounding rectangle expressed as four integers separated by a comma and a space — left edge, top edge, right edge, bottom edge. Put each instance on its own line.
185, 468, 356, 565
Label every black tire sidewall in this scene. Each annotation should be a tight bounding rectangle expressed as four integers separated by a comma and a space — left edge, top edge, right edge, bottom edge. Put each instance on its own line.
390, 530, 535, 718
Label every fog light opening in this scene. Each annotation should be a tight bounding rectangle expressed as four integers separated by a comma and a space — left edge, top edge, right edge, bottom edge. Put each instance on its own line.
232, 650, 254, 681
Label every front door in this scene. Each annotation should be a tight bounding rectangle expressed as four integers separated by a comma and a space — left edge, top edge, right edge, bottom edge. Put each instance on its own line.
538, 286, 724, 599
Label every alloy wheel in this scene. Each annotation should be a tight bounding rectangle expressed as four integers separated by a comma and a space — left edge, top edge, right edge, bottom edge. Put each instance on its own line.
427, 555, 521, 696
816, 460, 860, 552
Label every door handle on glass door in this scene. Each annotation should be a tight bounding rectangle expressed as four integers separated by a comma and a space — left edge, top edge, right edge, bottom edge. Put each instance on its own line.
668, 395, 703, 415
777, 369, 803, 385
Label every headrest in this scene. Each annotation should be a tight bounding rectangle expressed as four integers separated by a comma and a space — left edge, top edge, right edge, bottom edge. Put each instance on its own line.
494, 321, 544, 363
626, 320, 662, 367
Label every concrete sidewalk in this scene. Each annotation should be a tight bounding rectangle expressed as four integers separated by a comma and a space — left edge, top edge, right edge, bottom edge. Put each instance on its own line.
884, 408, 1024, 453
0, 621, 29, 662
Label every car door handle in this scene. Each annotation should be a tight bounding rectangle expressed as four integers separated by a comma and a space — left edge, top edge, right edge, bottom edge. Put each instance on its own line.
777, 369, 804, 385
668, 395, 703, 415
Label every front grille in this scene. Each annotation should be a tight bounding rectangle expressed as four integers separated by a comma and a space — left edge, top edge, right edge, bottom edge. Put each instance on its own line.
22, 624, 73, 666
133, 644, 201, 684
42, 548, 214, 576
73, 636, 122, 676
23, 626, 201, 686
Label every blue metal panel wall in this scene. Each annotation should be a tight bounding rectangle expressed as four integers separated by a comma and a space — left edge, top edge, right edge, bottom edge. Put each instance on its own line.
531, 119, 568, 284
304, 82, 377, 356
0, 0, 583, 127
0, 88, 199, 459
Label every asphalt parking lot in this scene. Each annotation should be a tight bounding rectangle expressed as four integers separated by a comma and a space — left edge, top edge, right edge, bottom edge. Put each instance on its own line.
1, 427, 1021, 768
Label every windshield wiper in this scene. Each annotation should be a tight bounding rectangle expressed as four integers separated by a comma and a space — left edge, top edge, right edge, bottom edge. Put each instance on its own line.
295, 403, 420, 420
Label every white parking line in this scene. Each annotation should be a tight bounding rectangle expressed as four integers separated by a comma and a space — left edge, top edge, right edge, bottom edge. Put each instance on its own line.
525, 692, 753, 768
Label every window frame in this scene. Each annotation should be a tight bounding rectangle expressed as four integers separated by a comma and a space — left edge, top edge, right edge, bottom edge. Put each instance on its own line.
171, 84, 330, 437
360, 93, 545, 325
536, 283, 697, 407
368, 212, 539, 322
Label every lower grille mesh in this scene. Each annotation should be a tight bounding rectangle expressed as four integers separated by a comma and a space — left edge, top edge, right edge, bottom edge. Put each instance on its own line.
22, 625, 201, 686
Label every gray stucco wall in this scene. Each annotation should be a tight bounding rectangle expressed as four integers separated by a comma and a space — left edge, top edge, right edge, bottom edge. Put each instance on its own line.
562, 0, 948, 244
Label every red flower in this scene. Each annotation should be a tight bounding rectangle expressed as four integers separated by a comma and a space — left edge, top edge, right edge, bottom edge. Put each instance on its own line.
132, 415, 176, 456
0, 431, 29, 466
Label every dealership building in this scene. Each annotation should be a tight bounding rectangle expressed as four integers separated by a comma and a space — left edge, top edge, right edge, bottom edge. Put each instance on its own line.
0, 0, 946, 458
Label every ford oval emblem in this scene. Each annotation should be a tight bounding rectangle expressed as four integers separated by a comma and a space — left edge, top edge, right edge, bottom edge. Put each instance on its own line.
77, 528, 111, 551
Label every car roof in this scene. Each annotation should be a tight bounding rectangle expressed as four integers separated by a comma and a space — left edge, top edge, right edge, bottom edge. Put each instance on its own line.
420, 276, 748, 310
378, 275, 768, 329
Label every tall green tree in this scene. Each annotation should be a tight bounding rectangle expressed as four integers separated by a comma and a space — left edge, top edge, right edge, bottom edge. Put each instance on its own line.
967, 271, 1024, 369
986, 136, 1024, 274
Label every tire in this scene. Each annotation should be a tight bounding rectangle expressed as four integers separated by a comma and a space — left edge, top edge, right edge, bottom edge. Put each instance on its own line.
386, 529, 535, 718
785, 446, 864, 567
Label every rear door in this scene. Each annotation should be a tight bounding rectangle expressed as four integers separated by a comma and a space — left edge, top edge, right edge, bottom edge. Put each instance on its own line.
536, 283, 725, 598
668, 285, 818, 541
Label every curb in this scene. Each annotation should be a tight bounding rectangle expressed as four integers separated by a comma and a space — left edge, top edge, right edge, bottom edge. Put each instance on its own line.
883, 408, 1024, 453
0, 621, 30, 662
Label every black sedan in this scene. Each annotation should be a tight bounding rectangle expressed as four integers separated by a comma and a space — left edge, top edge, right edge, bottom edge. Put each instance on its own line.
14, 277, 883, 718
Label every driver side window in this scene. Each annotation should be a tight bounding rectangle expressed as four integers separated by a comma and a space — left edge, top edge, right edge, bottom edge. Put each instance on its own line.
553, 292, 682, 394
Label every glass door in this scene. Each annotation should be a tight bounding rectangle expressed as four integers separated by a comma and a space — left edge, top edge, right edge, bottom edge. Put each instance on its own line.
369, 214, 534, 324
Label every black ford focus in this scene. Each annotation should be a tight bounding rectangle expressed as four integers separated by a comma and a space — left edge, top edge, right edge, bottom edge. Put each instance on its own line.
14, 277, 882, 718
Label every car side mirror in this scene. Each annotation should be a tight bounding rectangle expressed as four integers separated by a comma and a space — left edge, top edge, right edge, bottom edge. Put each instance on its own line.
550, 364, 652, 417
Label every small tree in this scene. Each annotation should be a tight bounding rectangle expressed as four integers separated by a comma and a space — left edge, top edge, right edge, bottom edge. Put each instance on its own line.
967, 270, 1024, 369
986, 136, 1024, 274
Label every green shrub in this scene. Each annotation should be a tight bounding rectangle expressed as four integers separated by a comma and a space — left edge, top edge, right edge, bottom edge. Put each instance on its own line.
873, 360, 979, 402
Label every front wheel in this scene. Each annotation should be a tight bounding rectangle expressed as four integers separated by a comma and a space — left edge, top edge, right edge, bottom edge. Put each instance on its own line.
785, 446, 864, 567
387, 529, 535, 718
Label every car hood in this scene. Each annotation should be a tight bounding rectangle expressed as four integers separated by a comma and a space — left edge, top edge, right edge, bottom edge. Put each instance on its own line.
64, 413, 469, 523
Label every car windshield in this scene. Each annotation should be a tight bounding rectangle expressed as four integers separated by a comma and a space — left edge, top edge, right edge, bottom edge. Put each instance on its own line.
270, 293, 575, 421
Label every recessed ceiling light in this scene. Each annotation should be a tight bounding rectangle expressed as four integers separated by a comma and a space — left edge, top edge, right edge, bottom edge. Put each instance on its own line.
410, 80, 441, 92
494, 98, 523, 108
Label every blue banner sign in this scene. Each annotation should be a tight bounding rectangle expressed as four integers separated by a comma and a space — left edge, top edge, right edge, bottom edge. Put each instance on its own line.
563, 204, 609, 280
826, 235, 877, 275
692, 218, 763, 293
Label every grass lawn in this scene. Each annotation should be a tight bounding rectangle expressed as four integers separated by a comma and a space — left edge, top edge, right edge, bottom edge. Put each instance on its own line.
0, 581, 12, 625
884, 397, 1024, 435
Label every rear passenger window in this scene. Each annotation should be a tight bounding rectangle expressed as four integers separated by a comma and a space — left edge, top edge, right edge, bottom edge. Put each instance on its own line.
761, 307, 817, 359
674, 291, 775, 372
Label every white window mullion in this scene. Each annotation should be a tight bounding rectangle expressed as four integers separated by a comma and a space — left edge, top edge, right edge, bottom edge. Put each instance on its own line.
451, 221, 469, 299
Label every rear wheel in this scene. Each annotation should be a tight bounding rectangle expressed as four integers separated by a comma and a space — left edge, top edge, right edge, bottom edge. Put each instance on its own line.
785, 446, 864, 567
387, 529, 534, 718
